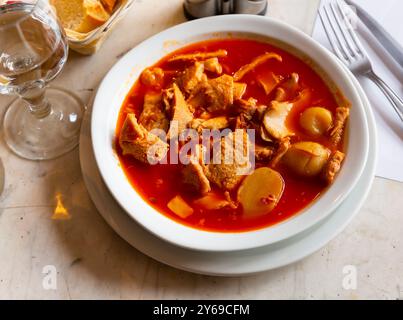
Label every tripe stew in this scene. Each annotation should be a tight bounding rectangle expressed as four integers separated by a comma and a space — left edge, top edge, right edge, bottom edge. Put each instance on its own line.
115, 38, 349, 232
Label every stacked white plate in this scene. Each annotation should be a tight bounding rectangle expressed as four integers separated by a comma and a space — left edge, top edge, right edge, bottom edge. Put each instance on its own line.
79, 16, 377, 276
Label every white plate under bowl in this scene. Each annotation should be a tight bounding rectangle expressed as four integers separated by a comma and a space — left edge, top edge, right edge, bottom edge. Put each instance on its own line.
81, 64, 377, 276
91, 15, 369, 252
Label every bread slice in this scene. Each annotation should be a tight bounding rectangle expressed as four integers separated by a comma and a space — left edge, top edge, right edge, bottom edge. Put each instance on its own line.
50, 0, 84, 31
50, 0, 111, 34
100, 0, 117, 13
84, 0, 110, 26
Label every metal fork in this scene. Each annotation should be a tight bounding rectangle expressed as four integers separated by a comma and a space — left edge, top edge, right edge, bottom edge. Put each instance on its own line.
319, 0, 403, 122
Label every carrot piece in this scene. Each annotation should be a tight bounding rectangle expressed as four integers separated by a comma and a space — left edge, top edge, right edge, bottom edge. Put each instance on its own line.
257, 72, 283, 95
193, 193, 230, 210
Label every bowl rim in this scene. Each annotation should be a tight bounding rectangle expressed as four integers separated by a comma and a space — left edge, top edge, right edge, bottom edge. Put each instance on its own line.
91, 15, 369, 252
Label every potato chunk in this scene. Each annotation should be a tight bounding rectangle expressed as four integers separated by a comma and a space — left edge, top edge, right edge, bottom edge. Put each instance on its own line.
237, 167, 285, 218
300, 107, 333, 136
283, 142, 330, 177
167, 195, 194, 219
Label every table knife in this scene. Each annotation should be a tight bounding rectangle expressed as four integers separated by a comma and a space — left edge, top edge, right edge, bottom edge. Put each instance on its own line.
344, 0, 403, 68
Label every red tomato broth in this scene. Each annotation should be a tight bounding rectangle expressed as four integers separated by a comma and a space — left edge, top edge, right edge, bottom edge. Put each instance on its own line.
115, 38, 343, 232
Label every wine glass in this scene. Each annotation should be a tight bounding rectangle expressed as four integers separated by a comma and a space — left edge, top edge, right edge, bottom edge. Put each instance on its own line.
0, 157, 4, 195
0, 0, 84, 160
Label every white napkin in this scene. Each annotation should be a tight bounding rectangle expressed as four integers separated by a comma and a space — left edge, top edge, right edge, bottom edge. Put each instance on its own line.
313, 0, 403, 183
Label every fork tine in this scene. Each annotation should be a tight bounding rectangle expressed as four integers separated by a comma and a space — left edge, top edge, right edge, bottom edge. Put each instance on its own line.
323, 4, 351, 60
319, 7, 347, 62
335, 0, 367, 56
329, 1, 357, 57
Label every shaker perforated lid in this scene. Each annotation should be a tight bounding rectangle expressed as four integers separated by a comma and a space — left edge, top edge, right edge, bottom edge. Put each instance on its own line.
183, 0, 268, 20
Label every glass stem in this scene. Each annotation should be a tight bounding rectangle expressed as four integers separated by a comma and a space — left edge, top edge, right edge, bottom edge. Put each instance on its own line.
21, 86, 51, 119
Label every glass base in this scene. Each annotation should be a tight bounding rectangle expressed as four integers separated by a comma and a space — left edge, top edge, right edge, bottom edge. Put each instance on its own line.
3, 87, 85, 160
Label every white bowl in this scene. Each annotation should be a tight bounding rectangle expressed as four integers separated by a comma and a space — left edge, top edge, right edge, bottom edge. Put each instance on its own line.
91, 15, 369, 252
